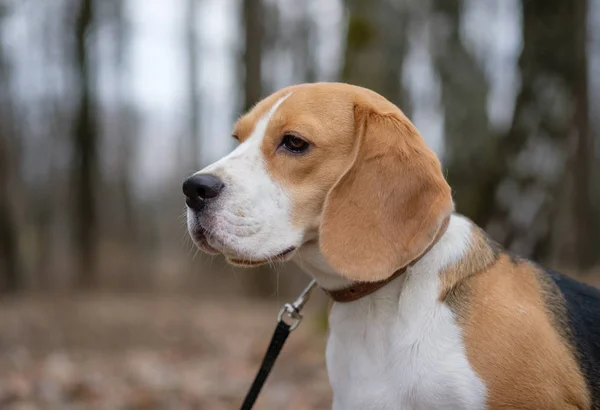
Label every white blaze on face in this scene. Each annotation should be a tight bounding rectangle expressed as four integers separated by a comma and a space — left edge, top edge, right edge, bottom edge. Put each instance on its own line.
192, 93, 302, 260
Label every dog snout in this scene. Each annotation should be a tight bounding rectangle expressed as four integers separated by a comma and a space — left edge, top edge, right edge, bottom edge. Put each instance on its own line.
182, 173, 225, 211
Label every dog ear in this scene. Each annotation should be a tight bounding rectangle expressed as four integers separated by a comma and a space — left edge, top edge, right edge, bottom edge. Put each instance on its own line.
319, 101, 454, 282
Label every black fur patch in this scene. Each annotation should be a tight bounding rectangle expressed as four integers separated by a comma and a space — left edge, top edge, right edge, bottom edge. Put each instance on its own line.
544, 267, 600, 409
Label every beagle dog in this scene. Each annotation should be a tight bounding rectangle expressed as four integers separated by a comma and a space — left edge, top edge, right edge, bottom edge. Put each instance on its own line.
183, 83, 600, 409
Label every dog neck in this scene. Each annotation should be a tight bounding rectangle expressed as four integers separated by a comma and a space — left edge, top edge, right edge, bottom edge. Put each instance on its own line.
292, 241, 356, 291
293, 216, 451, 302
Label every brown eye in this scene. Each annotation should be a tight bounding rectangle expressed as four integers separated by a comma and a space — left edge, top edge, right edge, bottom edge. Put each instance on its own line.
281, 134, 309, 153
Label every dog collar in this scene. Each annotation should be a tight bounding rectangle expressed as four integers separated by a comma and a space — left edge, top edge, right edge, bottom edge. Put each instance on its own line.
321, 216, 451, 303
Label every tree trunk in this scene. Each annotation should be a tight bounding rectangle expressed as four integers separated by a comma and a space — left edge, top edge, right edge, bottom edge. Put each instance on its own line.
571, 0, 597, 269
298, 2, 317, 83
342, 0, 410, 113
0, 133, 21, 292
430, 0, 494, 223
186, 0, 201, 170
243, 0, 263, 112
73, 0, 98, 288
0, 6, 22, 292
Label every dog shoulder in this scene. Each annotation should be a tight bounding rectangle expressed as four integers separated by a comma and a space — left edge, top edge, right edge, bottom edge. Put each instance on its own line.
440, 224, 595, 409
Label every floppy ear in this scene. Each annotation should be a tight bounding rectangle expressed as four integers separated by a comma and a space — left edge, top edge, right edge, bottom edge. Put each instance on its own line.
319, 102, 454, 282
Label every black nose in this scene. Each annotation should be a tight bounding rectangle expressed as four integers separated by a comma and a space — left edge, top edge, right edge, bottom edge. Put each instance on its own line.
182, 174, 224, 210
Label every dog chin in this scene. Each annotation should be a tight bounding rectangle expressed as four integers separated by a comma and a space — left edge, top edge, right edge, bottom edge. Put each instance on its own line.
225, 257, 270, 268
223, 246, 298, 268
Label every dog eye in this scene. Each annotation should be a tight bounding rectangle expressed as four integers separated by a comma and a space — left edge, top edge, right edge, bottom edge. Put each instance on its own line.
281, 134, 309, 154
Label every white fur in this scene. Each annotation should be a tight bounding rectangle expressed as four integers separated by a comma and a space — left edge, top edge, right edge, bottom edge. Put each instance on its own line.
295, 215, 487, 410
188, 93, 304, 261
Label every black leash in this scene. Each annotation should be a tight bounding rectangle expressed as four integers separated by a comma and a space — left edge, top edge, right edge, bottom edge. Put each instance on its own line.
240, 280, 318, 410
240, 320, 291, 409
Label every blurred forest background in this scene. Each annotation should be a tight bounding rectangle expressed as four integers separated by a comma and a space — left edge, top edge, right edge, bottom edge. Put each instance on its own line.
0, 0, 599, 409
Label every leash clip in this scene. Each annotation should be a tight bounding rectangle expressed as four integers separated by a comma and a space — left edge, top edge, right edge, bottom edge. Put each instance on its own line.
277, 279, 317, 332
277, 303, 303, 331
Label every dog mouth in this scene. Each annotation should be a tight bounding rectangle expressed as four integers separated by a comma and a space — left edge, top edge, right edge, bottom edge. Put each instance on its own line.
190, 225, 297, 266
189, 227, 220, 255
227, 246, 297, 267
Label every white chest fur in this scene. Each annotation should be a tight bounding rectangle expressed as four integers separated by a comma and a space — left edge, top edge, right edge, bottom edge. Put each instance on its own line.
294, 215, 487, 410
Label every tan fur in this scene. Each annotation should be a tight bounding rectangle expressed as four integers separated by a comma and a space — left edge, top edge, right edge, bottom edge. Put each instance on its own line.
442, 235, 590, 409
319, 99, 453, 280
234, 82, 453, 281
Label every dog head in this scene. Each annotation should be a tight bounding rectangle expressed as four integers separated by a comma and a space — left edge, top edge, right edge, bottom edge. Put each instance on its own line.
184, 83, 453, 281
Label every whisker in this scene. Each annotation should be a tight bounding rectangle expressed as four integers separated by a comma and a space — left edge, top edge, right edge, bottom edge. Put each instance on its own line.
230, 264, 242, 288
275, 269, 280, 305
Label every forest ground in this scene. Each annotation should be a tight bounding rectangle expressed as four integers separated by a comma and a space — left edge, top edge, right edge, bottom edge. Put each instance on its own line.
0, 293, 332, 410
